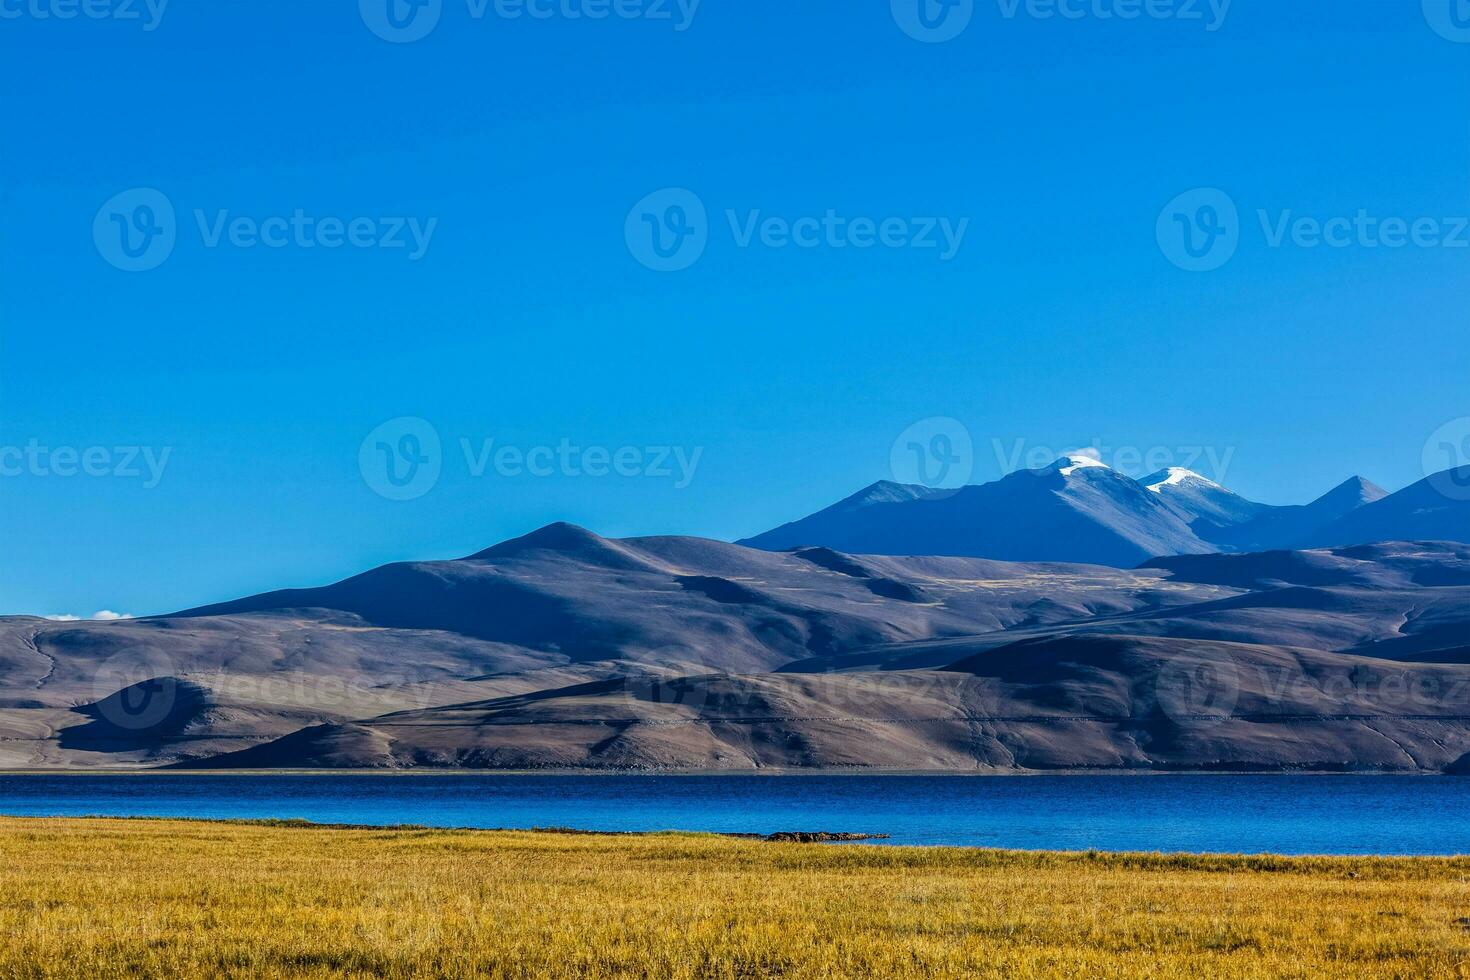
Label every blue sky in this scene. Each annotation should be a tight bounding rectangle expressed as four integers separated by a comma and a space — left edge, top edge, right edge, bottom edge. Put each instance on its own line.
1, 0, 1468, 616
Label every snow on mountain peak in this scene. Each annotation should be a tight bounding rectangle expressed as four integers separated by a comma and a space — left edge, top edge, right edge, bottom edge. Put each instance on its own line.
1143, 467, 1224, 493
1052, 451, 1110, 476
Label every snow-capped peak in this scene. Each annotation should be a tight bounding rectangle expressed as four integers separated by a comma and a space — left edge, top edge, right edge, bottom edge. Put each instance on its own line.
1142, 467, 1223, 493
1051, 451, 1110, 476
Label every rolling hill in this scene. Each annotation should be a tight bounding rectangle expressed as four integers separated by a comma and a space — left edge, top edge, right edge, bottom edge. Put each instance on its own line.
3, 524, 1470, 773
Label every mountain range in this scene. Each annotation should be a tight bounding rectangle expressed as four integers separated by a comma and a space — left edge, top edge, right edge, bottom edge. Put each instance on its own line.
3, 456, 1470, 773
738, 455, 1465, 566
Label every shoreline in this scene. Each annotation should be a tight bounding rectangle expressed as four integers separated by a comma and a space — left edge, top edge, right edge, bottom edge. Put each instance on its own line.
0, 767, 1459, 777
0, 813, 1460, 860
0, 811, 1464, 859
0, 814, 894, 844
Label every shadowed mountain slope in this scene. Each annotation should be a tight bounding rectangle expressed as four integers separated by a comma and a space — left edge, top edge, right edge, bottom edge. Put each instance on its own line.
170, 523, 1213, 673
740, 456, 1470, 565
741, 456, 1214, 566
1207, 477, 1389, 552
1142, 467, 1267, 530
1301, 470, 1470, 549
0, 525, 1228, 768
192, 633, 1470, 773
7, 527, 1470, 772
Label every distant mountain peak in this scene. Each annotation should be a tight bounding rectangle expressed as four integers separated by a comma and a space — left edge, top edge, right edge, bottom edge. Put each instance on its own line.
1046, 451, 1110, 476
466, 522, 675, 574
1320, 475, 1389, 506
468, 522, 606, 559
840, 480, 946, 509
1142, 467, 1226, 494
1135, 466, 1262, 531
1296, 468, 1469, 550
739, 450, 1456, 567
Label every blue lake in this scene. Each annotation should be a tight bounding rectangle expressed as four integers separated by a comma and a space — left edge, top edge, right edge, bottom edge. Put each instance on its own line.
1, 774, 1467, 855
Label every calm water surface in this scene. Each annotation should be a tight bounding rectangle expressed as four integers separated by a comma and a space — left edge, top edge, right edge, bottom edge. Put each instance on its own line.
1, 774, 1466, 855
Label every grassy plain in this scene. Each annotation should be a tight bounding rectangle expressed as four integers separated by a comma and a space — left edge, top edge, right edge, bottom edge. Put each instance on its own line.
0, 817, 1467, 978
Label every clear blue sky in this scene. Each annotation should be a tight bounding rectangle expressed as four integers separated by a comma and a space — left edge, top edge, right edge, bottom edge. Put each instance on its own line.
2, 0, 1467, 616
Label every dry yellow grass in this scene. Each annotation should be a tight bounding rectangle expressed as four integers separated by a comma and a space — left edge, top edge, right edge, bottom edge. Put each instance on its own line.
0, 816, 1468, 978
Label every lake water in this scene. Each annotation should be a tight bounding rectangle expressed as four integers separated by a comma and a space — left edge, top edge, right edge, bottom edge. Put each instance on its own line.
1, 774, 1467, 855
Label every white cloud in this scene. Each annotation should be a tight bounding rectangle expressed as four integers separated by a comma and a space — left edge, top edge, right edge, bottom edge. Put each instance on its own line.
92, 611, 133, 621
43, 611, 133, 622
44, 614, 81, 622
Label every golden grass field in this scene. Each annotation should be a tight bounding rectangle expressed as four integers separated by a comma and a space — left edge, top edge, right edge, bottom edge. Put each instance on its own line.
1, 817, 1468, 978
